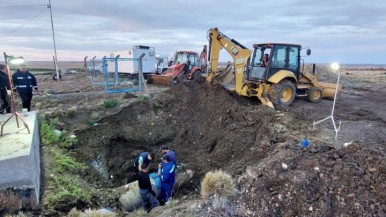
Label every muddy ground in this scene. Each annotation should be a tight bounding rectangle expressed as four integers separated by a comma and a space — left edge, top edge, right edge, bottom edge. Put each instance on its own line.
6, 66, 385, 216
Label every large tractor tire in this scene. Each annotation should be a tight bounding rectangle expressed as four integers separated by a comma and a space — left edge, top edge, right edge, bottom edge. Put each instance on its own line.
307, 87, 323, 103
268, 80, 296, 107
177, 73, 188, 83
192, 70, 202, 82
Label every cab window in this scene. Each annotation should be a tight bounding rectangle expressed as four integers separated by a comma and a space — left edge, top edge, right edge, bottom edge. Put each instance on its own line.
270, 45, 286, 68
271, 45, 299, 71
287, 47, 299, 71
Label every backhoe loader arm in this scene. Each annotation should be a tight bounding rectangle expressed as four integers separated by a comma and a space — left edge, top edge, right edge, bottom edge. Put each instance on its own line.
206, 28, 251, 93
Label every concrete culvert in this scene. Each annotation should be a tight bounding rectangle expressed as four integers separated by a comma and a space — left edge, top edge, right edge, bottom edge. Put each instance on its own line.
119, 170, 193, 212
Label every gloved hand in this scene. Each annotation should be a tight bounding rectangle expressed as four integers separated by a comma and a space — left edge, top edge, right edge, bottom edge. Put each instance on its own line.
7, 90, 11, 96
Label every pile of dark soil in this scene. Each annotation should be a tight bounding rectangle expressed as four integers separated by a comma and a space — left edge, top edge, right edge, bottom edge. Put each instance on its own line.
237, 143, 385, 216
74, 82, 300, 187
67, 82, 385, 216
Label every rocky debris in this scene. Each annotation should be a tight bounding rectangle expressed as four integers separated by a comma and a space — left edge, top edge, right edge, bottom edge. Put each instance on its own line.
237, 143, 386, 216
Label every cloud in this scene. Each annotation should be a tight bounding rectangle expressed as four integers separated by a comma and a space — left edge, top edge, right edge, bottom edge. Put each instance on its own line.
0, 0, 385, 64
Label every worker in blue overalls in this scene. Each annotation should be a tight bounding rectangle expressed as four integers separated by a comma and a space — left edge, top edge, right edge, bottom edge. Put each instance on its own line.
158, 154, 176, 205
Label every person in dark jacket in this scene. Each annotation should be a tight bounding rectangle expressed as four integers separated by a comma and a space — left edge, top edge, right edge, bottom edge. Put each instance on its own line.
160, 145, 176, 165
261, 54, 269, 67
158, 145, 176, 173
12, 64, 38, 111
0, 64, 11, 113
158, 154, 176, 204
137, 163, 159, 212
134, 152, 155, 174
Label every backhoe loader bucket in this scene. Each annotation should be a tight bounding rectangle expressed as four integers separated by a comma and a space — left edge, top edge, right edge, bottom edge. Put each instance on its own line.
319, 82, 342, 98
147, 74, 174, 87
213, 64, 234, 85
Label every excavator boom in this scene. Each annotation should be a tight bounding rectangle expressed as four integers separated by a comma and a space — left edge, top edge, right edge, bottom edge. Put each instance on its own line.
206, 28, 274, 108
207, 28, 251, 88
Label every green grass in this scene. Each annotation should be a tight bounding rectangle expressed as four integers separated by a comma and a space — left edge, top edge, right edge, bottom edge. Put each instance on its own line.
60, 134, 78, 149
39, 116, 60, 144
83, 115, 97, 126
153, 101, 162, 109
49, 176, 92, 204
137, 95, 149, 100
50, 148, 87, 173
39, 116, 94, 211
39, 115, 77, 149
103, 99, 119, 108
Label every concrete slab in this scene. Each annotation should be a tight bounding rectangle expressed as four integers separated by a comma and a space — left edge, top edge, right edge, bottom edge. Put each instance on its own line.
0, 111, 41, 205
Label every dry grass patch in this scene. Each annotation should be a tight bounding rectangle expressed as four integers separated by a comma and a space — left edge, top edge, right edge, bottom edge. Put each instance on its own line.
200, 170, 235, 200
0, 190, 22, 211
67, 207, 117, 217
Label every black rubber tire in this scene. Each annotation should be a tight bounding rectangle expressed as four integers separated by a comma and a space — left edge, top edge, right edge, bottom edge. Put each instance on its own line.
268, 80, 296, 106
192, 70, 202, 82
307, 87, 323, 103
52, 74, 62, 81
176, 73, 187, 83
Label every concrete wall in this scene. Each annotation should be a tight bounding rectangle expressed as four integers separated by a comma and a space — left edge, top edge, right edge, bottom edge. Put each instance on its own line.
0, 112, 41, 205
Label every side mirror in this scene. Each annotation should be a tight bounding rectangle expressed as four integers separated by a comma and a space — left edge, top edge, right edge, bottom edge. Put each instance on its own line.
306, 49, 311, 56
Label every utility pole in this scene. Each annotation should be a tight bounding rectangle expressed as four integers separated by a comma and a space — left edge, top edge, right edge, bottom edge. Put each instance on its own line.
47, 0, 59, 81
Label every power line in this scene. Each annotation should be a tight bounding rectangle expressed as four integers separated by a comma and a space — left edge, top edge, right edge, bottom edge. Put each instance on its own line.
4, 7, 48, 37
0, 5, 46, 8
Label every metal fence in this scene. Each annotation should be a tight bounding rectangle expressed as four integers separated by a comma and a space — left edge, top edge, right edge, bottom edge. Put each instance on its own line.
87, 54, 148, 94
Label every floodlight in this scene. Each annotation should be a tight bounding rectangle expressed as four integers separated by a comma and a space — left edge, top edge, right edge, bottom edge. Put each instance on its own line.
331, 62, 340, 71
9, 57, 25, 65
313, 62, 342, 140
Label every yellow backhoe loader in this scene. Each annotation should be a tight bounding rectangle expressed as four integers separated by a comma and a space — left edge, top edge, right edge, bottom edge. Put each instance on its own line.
206, 27, 341, 109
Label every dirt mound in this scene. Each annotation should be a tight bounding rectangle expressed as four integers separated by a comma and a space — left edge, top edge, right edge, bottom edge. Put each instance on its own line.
237, 143, 385, 216
75, 82, 286, 187
70, 82, 385, 216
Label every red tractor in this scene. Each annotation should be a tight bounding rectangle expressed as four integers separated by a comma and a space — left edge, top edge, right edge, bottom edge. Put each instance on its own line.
147, 50, 205, 86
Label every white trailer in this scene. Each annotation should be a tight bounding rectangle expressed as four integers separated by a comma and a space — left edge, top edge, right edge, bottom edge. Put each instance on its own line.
108, 45, 156, 77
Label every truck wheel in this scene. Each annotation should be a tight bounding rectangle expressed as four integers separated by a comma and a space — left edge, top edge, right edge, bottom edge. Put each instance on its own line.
192, 70, 202, 82
307, 87, 322, 103
268, 80, 296, 106
177, 73, 187, 83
